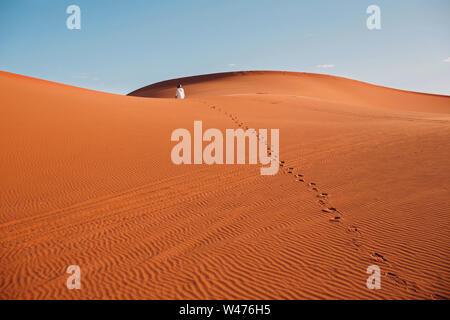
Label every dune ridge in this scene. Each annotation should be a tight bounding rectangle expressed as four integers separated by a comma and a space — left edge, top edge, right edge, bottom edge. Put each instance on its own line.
129, 71, 449, 114
130, 70, 448, 97
1, 70, 449, 299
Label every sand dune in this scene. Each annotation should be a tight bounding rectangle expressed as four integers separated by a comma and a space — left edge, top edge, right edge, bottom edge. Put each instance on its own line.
1, 70, 449, 299
129, 71, 450, 113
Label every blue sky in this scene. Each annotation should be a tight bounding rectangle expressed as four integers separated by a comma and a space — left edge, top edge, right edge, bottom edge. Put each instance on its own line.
0, 0, 449, 95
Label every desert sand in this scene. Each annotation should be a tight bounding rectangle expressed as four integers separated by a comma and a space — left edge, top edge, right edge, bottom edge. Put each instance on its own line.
0, 70, 449, 299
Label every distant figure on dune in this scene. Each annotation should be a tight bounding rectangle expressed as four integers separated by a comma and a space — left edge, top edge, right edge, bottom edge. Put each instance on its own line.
175, 84, 185, 99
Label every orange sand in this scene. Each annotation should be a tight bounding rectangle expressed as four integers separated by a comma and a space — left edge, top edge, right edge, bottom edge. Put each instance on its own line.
1, 70, 449, 299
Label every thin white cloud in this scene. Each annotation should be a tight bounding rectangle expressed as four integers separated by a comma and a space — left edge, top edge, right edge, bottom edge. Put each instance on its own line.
228, 63, 236, 67
316, 64, 335, 69
443, 57, 450, 63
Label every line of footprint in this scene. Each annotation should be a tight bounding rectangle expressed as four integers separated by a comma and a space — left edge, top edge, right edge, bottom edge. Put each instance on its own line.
210, 105, 342, 223
209, 105, 342, 223
207, 103, 427, 297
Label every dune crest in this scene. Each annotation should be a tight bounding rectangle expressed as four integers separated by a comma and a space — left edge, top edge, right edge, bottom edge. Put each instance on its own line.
129, 71, 450, 114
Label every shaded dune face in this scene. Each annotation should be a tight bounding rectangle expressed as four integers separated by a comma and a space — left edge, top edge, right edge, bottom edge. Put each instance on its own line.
1, 70, 449, 300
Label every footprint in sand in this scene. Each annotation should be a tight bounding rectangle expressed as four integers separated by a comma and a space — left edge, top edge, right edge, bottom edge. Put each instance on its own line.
383, 271, 419, 292
329, 216, 341, 223
322, 208, 338, 214
370, 252, 387, 262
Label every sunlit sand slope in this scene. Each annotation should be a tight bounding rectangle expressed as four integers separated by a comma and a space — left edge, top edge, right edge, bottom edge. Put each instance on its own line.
1, 71, 449, 299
